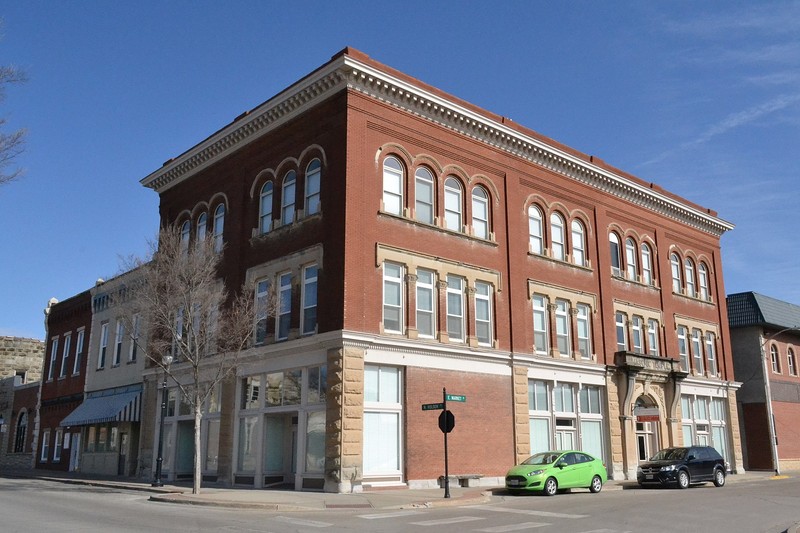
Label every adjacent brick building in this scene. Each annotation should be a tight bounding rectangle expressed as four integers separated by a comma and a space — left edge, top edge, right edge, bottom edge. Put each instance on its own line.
135, 47, 743, 492
728, 292, 800, 472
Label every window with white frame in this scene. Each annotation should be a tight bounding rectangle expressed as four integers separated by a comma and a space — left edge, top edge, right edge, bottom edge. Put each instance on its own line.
446, 275, 465, 342
789, 348, 797, 376
705, 332, 718, 376
609, 233, 622, 277
576, 303, 592, 359
472, 186, 489, 239
677, 326, 689, 372
382, 157, 403, 216
475, 281, 493, 346
382, 263, 403, 334
670, 253, 682, 293
685, 259, 696, 297
631, 316, 644, 353
647, 319, 660, 356
60, 333, 71, 378
416, 269, 436, 338
528, 380, 551, 454
305, 159, 321, 216
551, 213, 565, 260
277, 272, 292, 341
281, 171, 296, 226
528, 205, 544, 255
625, 238, 638, 281
180, 220, 191, 255
259, 182, 274, 234
532, 294, 549, 354
73, 329, 85, 375
641, 243, 653, 285
48, 337, 58, 380
301, 264, 318, 335
98, 322, 109, 369
553, 383, 576, 450
691, 328, 704, 374
197, 212, 207, 242
682, 394, 729, 463
129, 314, 141, 362
615, 312, 628, 351
571, 220, 586, 266
54, 429, 63, 462
578, 386, 604, 459
555, 299, 571, 356
213, 204, 225, 253
770, 345, 781, 373
40, 429, 50, 462
363, 365, 402, 479
444, 177, 463, 232
255, 279, 270, 344
113, 319, 124, 366
414, 167, 434, 224
698, 263, 709, 300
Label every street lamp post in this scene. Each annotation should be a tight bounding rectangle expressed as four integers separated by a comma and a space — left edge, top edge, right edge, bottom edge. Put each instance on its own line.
152, 354, 174, 487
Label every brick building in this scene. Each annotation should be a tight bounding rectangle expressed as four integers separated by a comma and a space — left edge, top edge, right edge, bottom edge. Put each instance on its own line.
37, 292, 91, 472
728, 292, 800, 472
134, 47, 743, 492
0, 336, 44, 470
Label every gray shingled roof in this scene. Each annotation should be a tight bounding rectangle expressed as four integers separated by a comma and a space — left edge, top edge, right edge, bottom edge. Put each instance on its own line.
727, 292, 800, 329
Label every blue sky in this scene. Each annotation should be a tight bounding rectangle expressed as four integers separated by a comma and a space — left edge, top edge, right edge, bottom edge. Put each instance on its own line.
2, 1, 799, 340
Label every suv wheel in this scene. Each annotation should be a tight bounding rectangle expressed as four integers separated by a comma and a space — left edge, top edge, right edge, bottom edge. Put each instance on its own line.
677, 470, 690, 489
713, 468, 726, 487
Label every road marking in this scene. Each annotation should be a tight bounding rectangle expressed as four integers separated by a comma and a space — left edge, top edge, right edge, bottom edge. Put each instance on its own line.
271, 516, 331, 528
358, 511, 423, 519
476, 522, 551, 532
577, 530, 632, 533
410, 516, 485, 526
469, 505, 588, 519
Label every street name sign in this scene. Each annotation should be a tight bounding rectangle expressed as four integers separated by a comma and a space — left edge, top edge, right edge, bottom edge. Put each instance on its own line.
445, 394, 466, 402
422, 402, 444, 411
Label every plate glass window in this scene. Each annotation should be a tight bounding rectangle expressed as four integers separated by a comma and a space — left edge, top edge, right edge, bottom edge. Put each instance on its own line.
382, 157, 403, 215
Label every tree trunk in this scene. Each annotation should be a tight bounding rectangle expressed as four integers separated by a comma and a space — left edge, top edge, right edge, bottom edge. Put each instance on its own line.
193, 402, 202, 494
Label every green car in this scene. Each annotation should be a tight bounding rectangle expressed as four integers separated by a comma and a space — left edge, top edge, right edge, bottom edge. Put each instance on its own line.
505, 450, 608, 496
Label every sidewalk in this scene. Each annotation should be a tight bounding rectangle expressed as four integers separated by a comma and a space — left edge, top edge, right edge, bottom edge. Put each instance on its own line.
0, 468, 791, 512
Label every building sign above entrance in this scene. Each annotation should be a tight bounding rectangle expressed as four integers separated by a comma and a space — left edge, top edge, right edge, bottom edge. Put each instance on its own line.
634, 406, 660, 422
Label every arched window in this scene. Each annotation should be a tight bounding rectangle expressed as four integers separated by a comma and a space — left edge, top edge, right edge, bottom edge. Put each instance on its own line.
180, 220, 191, 254
625, 238, 638, 281
528, 205, 544, 255
789, 348, 797, 376
550, 213, 565, 260
641, 244, 653, 285
670, 253, 682, 293
770, 344, 781, 373
213, 204, 225, 253
472, 186, 489, 239
259, 182, 274, 234
414, 167, 434, 224
685, 258, 696, 297
281, 170, 296, 226
196, 212, 207, 242
571, 220, 586, 266
305, 159, 321, 216
444, 177, 463, 232
14, 410, 27, 453
698, 263, 710, 301
609, 233, 622, 277
382, 157, 403, 216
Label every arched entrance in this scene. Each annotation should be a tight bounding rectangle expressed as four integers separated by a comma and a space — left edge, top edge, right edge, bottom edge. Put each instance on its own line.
634, 395, 660, 462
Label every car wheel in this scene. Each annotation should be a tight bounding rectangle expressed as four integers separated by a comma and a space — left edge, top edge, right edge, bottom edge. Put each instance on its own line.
589, 475, 603, 493
677, 470, 690, 489
713, 468, 726, 487
544, 477, 558, 496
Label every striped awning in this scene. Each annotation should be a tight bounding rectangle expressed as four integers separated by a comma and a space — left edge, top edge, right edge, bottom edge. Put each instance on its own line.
61, 389, 141, 427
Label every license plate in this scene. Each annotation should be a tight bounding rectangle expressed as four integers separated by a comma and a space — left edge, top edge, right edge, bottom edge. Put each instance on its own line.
646, 475, 654, 480
508, 480, 519, 486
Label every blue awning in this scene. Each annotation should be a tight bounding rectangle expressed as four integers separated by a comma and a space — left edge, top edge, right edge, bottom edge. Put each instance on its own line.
61, 390, 141, 427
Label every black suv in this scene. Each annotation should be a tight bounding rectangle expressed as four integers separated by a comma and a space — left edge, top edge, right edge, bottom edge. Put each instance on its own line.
637, 446, 727, 489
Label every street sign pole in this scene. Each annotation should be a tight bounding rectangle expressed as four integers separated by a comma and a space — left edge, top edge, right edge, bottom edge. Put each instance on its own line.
443, 387, 450, 498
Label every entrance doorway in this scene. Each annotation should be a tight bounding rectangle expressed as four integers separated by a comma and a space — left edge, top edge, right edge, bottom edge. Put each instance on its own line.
176, 420, 195, 479
117, 433, 129, 476
634, 396, 660, 461
69, 433, 81, 472
263, 413, 297, 488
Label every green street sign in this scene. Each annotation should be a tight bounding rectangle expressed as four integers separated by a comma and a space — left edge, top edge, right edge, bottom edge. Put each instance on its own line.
422, 403, 444, 411
445, 394, 466, 402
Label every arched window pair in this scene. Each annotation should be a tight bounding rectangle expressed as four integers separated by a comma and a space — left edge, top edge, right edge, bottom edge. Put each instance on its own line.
382, 156, 492, 240
609, 233, 654, 285
669, 252, 710, 300
180, 204, 225, 254
529, 206, 587, 266
259, 159, 322, 235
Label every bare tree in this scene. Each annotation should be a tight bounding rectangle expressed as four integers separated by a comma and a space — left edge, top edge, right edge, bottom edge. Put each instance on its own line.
0, 24, 28, 186
121, 226, 274, 494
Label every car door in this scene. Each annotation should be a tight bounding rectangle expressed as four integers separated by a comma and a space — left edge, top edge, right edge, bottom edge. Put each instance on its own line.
556, 452, 579, 488
686, 447, 709, 481
572, 453, 594, 487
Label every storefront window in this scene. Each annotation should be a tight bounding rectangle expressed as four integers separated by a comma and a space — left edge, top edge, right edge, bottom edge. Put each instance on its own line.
305, 411, 326, 473
237, 416, 258, 472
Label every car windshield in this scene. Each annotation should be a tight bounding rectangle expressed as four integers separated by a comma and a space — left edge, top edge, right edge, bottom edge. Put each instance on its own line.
522, 452, 562, 465
650, 448, 687, 461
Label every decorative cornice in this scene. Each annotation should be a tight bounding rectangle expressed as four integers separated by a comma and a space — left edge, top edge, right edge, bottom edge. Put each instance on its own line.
141, 52, 733, 237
